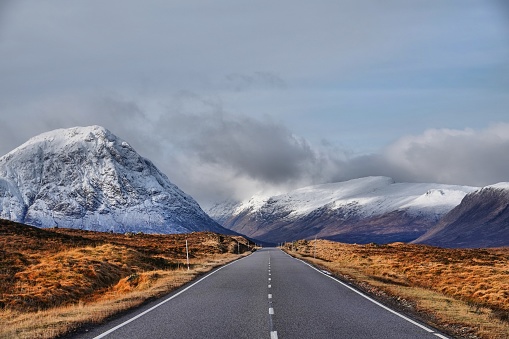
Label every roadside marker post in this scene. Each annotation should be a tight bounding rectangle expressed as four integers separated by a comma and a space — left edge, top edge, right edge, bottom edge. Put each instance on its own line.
185, 239, 190, 271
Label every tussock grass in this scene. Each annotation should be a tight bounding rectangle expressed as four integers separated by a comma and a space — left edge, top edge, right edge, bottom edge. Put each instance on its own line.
0, 220, 252, 339
283, 240, 509, 339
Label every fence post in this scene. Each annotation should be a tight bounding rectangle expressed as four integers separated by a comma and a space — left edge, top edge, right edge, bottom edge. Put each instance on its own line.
186, 239, 190, 271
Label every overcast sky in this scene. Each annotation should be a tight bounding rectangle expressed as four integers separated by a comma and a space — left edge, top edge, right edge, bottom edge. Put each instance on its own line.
1, 0, 509, 207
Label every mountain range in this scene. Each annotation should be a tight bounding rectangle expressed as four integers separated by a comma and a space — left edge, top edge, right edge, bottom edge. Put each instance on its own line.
0, 126, 230, 234
207, 177, 479, 244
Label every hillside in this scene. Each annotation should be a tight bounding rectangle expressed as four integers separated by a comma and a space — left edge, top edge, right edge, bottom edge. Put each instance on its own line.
413, 183, 509, 248
0, 218, 251, 338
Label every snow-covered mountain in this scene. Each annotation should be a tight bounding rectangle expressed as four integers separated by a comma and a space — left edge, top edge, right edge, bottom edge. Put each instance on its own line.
0, 126, 231, 234
413, 183, 509, 248
207, 177, 478, 244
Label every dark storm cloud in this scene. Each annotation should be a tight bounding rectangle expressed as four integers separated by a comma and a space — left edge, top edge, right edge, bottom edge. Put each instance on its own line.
158, 110, 317, 184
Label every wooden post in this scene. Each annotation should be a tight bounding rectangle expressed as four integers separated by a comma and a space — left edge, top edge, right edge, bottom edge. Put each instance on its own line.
186, 239, 190, 271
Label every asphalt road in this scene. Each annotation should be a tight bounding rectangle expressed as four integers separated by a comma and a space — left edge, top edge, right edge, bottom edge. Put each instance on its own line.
75, 248, 449, 339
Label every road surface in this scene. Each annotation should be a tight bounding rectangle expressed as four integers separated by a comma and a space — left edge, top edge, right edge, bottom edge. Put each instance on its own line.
74, 248, 449, 339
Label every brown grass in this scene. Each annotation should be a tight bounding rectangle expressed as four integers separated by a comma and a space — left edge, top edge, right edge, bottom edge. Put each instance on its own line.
283, 240, 509, 339
0, 219, 252, 339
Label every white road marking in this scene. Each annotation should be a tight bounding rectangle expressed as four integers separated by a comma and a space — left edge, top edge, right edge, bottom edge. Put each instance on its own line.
269, 307, 275, 315
270, 331, 278, 339
92, 256, 248, 339
281, 250, 450, 337
268, 294, 272, 299
268, 284, 271, 288
268, 278, 271, 281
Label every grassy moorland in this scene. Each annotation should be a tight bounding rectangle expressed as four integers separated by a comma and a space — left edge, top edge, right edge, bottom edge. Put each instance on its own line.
283, 240, 509, 339
0, 219, 252, 339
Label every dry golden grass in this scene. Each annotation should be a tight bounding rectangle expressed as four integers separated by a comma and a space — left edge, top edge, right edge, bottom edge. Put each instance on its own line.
283, 240, 509, 339
0, 219, 252, 339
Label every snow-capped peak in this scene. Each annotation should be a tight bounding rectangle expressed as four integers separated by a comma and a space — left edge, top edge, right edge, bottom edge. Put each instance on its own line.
0, 126, 227, 234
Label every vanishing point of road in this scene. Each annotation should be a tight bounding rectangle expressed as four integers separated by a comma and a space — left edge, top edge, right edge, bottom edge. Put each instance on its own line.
75, 248, 450, 339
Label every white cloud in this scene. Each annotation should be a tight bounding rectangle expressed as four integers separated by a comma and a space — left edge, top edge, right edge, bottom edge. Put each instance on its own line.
381, 124, 509, 186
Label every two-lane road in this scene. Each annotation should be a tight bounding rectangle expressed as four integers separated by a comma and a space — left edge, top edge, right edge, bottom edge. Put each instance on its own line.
76, 248, 449, 339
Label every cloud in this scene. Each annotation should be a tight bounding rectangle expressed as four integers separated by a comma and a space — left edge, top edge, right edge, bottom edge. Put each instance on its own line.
322, 123, 509, 188
156, 97, 321, 185
381, 124, 509, 186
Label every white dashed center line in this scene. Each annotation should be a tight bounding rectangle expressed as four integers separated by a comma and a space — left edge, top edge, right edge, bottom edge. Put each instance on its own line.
268, 254, 277, 339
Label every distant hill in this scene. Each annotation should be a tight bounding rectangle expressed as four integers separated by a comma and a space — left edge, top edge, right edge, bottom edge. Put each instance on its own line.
208, 177, 478, 244
413, 183, 509, 248
0, 125, 232, 235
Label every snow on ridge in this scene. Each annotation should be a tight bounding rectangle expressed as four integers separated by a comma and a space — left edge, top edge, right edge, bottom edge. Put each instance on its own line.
275, 176, 395, 216
487, 182, 509, 190
230, 176, 478, 221
3, 125, 111, 156
234, 195, 270, 214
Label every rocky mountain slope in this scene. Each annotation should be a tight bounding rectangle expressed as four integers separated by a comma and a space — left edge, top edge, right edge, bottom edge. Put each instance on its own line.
0, 125, 230, 234
413, 183, 509, 248
208, 177, 478, 244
